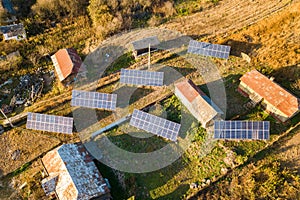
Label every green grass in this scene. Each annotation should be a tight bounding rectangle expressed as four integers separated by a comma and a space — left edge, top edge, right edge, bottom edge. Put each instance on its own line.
99, 94, 231, 199
10, 162, 32, 177
94, 160, 128, 199
174, 0, 204, 16
104, 52, 136, 76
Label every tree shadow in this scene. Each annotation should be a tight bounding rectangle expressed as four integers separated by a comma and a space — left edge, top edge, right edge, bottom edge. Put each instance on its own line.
270, 63, 300, 96
222, 39, 262, 57
11, 0, 37, 17
159, 35, 191, 50
192, 74, 245, 119
72, 107, 112, 132
114, 86, 154, 109
92, 131, 188, 200
187, 34, 211, 41
94, 157, 187, 200
189, 125, 300, 199
172, 66, 197, 78
107, 130, 168, 153
156, 184, 189, 200
158, 66, 197, 86
133, 157, 187, 199
280, 158, 300, 174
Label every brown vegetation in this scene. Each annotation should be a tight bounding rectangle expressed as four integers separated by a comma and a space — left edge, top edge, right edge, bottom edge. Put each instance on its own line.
31, 0, 88, 21
0, 0, 299, 199
0, 129, 61, 176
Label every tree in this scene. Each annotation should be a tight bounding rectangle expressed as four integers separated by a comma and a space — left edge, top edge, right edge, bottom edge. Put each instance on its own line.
31, 0, 88, 21
88, 0, 122, 37
0, 6, 9, 25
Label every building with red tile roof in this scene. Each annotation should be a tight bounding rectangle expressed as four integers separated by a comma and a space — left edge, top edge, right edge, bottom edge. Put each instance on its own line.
51, 48, 83, 82
238, 69, 299, 122
41, 143, 111, 200
175, 79, 223, 128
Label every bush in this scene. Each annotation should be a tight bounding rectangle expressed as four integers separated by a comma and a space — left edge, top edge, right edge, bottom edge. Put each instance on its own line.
0, 5, 10, 25
31, 0, 88, 21
88, 0, 123, 37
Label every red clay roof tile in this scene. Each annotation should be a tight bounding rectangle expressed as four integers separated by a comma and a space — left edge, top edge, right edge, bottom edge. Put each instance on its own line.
240, 69, 299, 117
51, 48, 82, 81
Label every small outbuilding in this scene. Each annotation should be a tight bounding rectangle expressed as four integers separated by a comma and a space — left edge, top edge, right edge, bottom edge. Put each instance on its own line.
51, 48, 86, 83
41, 143, 111, 200
0, 23, 26, 41
175, 79, 223, 128
131, 36, 160, 58
238, 69, 300, 122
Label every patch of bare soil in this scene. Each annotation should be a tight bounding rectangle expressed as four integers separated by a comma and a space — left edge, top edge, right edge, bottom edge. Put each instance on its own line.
163, 0, 292, 39
164, 0, 300, 94
0, 129, 60, 176
217, 1, 300, 96
278, 125, 300, 173
218, 2, 300, 69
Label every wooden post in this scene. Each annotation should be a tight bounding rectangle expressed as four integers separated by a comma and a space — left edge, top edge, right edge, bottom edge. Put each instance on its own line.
0, 108, 14, 128
148, 43, 151, 70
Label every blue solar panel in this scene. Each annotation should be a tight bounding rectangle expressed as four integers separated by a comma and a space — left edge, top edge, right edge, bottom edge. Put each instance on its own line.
120, 69, 164, 86
214, 120, 269, 140
187, 40, 231, 59
26, 112, 73, 134
71, 90, 117, 110
129, 109, 180, 142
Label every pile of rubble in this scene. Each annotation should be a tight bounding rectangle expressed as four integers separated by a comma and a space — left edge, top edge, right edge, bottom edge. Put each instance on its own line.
0, 72, 44, 114
12, 74, 44, 107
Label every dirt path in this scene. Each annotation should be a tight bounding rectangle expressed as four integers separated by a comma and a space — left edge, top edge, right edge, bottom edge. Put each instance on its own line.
278, 125, 300, 173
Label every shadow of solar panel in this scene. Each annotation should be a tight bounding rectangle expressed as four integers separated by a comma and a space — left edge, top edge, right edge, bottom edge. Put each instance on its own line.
188, 40, 231, 59
26, 112, 73, 134
214, 120, 269, 140
120, 69, 164, 86
71, 90, 117, 111
129, 109, 180, 142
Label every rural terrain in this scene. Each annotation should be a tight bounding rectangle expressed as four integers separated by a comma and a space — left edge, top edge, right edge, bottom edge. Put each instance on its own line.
0, 0, 299, 199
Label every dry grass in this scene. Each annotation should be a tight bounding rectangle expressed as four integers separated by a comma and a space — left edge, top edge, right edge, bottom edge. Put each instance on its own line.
0, 0, 299, 199
190, 124, 300, 200
0, 128, 61, 176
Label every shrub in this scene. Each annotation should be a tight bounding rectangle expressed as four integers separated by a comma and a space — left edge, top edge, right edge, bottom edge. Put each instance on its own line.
31, 0, 88, 21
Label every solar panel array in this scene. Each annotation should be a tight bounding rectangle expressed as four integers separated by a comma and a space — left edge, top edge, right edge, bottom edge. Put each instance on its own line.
130, 109, 180, 142
71, 90, 117, 110
214, 120, 270, 140
120, 69, 164, 86
188, 40, 231, 59
26, 112, 73, 134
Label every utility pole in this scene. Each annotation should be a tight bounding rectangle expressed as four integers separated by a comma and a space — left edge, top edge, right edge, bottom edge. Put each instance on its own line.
148, 43, 151, 70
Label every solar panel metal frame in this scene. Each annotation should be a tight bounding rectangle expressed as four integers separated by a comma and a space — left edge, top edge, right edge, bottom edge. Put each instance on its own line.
26, 112, 73, 134
120, 68, 164, 86
71, 90, 117, 111
214, 120, 270, 140
187, 40, 231, 59
129, 109, 180, 142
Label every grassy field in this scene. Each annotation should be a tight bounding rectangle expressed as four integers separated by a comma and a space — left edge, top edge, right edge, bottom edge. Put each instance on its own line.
0, 0, 299, 199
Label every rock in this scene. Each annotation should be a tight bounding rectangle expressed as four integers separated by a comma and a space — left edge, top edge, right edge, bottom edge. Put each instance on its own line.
206, 179, 211, 185
241, 52, 251, 63
190, 182, 198, 189
11, 149, 21, 161
221, 167, 228, 174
